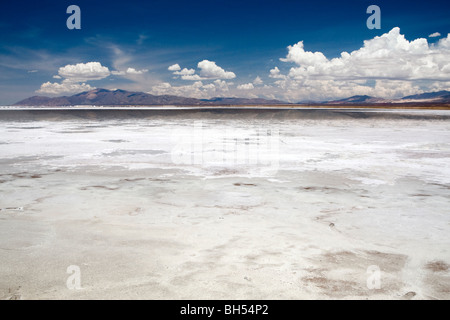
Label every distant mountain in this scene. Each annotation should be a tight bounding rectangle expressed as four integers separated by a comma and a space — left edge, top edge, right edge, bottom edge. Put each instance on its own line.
296, 99, 321, 105
326, 95, 387, 105
13, 88, 287, 106
15, 89, 204, 106
400, 90, 450, 103
402, 90, 450, 100
297, 91, 450, 105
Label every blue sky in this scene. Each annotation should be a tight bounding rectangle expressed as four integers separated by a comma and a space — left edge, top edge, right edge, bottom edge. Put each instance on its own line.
1, 0, 449, 104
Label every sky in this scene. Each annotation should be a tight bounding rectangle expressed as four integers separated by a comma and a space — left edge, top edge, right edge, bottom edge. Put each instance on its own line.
0, 0, 449, 104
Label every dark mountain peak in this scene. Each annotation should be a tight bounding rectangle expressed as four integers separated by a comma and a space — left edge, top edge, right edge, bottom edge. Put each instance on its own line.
352, 95, 371, 99
339, 95, 373, 101
72, 88, 110, 97
91, 88, 111, 93
208, 97, 238, 102
326, 95, 384, 104
402, 90, 450, 100
208, 97, 286, 105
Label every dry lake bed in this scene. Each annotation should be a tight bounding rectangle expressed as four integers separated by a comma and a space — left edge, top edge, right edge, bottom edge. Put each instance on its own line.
0, 108, 449, 299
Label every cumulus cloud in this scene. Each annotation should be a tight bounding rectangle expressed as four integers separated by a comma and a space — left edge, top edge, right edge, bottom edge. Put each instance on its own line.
111, 70, 126, 76
168, 64, 181, 71
58, 62, 110, 81
237, 83, 254, 90
281, 28, 450, 82
212, 79, 231, 90
181, 74, 204, 81
269, 67, 286, 79
37, 79, 95, 96
111, 67, 148, 75
253, 76, 263, 85
37, 58, 152, 97
174, 68, 196, 76
150, 81, 206, 98
281, 42, 327, 67
429, 32, 441, 38
168, 63, 202, 79
37, 62, 108, 96
125, 67, 148, 74
149, 79, 232, 99
270, 27, 450, 101
197, 60, 236, 79
168, 60, 236, 81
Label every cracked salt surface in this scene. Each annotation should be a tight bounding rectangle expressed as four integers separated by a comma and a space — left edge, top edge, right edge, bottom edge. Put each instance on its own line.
0, 108, 449, 299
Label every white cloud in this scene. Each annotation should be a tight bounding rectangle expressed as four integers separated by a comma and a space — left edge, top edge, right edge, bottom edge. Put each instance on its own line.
125, 67, 148, 74
112, 67, 148, 75
150, 81, 206, 98
27, 70, 38, 73
58, 62, 110, 81
181, 74, 204, 81
429, 32, 441, 38
237, 83, 254, 90
213, 79, 231, 91
168, 60, 236, 81
202, 83, 215, 90
168, 64, 181, 71
253, 76, 263, 85
281, 28, 450, 82
438, 35, 450, 49
37, 62, 106, 96
174, 68, 196, 76
281, 42, 327, 67
111, 70, 126, 76
149, 79, 231, 99
36, 79, 95, 96
269, 67, 285, 79
269, 27, 450, 101
197, 60, 236, 79
169, 64, 202, 79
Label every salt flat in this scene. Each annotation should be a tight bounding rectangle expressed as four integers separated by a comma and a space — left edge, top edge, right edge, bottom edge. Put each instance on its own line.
0, 108, 449, 299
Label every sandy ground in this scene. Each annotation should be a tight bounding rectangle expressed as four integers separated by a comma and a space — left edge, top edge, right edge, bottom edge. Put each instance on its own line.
0, 108, 449, 299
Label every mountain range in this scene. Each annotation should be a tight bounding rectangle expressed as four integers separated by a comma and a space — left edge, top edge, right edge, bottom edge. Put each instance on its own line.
13, 89, 285, 106
12, 88, 450, 106
314, 91, 450, 105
